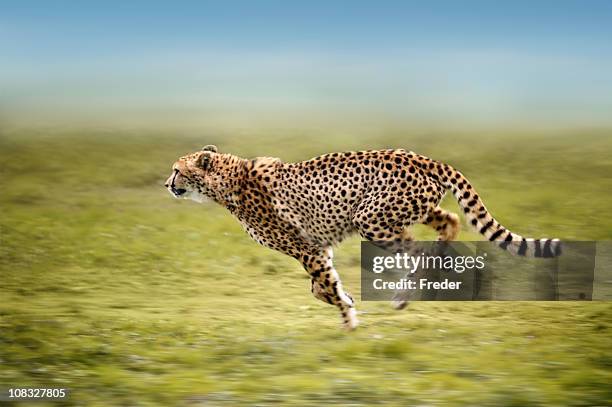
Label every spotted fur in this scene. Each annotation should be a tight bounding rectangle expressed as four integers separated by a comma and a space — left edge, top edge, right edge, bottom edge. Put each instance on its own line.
165, 146, 560, 330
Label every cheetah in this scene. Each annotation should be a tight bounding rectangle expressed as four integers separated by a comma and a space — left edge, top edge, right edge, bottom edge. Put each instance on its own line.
165, 145, 560, 330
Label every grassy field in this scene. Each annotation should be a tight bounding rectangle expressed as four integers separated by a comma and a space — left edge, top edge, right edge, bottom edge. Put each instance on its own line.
1, 128, 611, 406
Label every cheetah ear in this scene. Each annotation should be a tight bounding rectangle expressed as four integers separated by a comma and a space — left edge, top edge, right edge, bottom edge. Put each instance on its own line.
202, 145, 218, 153
198, 152, 212, 169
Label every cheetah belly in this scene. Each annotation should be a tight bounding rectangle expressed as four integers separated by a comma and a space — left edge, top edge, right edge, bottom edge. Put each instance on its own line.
299, 218, 355, 246
281, 203, 356, 246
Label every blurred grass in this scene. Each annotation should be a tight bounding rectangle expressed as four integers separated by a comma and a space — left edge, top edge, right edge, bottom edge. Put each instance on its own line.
0, 127, 611, 406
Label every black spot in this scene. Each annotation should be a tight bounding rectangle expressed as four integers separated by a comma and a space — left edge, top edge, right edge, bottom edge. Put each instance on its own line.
518, 239, 528, 255
534, 240, 542, 257
489, 228, 505, 241
480, 220, 494, 234
543, 240, 554, 257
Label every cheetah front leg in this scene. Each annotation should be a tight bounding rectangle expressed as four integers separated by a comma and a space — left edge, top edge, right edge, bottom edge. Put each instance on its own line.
301, 248, 358, 331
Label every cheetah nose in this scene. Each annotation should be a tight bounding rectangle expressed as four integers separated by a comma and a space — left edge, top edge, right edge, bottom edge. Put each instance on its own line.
164, 182, 169, 187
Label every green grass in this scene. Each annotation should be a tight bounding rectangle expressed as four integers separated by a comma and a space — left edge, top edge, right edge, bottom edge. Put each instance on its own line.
1, 128, 611, 406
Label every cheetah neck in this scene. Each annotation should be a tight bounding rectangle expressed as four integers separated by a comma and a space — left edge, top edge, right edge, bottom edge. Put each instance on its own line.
208, 154, 249, 211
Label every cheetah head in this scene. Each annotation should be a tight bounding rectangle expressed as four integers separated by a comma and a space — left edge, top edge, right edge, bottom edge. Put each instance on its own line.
165, 145, 222, 203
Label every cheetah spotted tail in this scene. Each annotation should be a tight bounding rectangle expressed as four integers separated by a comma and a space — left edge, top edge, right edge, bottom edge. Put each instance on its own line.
436, 165, 561, 257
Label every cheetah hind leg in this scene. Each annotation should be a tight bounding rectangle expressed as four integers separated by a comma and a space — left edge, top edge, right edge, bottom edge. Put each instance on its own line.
381, 228, 420, 311
392, 209, 461, 310
390, 229, 422, 310
424, 207, 461, 241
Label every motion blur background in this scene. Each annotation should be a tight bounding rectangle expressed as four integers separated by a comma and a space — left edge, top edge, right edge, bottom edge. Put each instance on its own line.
1, 1, 611, 406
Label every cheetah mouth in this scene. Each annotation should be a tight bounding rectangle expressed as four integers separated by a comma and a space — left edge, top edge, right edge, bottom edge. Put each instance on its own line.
168, 169, 187, 197
172, 188, 187, 197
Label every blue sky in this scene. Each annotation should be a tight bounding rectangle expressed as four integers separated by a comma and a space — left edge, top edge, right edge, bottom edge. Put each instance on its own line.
2, 1, 612, 128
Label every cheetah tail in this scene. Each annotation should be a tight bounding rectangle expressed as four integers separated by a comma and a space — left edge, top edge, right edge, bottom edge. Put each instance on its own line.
437, 165, 561, 258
